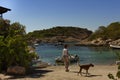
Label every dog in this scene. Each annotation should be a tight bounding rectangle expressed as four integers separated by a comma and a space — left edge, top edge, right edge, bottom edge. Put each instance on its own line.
78, 63, 94, 76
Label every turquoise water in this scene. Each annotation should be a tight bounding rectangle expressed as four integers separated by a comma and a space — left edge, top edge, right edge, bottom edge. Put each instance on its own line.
35, 43, 119, 65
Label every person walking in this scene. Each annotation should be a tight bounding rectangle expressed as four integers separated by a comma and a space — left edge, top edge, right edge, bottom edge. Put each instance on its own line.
62, 44, 70, 72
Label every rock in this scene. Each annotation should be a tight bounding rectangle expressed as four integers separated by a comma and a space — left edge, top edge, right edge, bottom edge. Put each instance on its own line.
76, 38, 111, 46
109, 39, 120, 45
33, 61, 49, 68
116, 61, 120, 65
7, 66, 26, 75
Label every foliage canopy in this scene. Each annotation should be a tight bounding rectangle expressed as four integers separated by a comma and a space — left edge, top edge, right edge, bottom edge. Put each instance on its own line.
0, 19, 37, 72
26, 26, 92, 41
89, 22, 120, 40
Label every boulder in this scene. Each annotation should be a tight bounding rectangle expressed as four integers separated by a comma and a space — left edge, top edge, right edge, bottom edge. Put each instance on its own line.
116, 61, 120, 65
7, 66, 26, 75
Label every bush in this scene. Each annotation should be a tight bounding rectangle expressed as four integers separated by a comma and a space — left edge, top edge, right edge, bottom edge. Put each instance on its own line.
0, 19, 37, 72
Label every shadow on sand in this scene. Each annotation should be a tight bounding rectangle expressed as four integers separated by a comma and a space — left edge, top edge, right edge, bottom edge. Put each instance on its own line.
85, 74, 102, 77
6, 67, 53, 79
70, 71, 102, 77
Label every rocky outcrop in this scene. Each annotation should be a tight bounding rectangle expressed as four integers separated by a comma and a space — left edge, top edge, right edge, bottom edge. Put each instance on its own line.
7, 66, 26, 75
76, 38, 119, 46
109, 39, 120, 45
42, 36, 80, 43
90, 38, 109, 46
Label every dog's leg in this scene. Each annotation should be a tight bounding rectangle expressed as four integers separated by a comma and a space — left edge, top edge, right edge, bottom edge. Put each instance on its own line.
78, 68, 82, 76
80, 68, 82, 76
86, 69, 88, 76
77, 68, 80, 75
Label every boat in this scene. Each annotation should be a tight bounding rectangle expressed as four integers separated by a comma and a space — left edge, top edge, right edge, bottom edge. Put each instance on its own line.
34, 43, 39, 46
110, 44, 120, 49
55, 54, 79, 64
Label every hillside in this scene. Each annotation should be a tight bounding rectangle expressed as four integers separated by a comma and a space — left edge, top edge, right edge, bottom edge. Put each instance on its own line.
77, 22, 120, 46
26, 26, 92, 43
89, 22, 120, 40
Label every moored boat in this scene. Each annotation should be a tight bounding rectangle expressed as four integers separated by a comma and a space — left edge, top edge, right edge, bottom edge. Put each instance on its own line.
55, 54, 79, 64
110, 44, 120, 49
34, 43, 39, 46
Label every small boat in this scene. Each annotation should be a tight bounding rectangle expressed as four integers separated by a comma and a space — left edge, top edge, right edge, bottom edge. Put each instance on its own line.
55, 54, 79, 64
34, 43, 39, 46
110, 44, 120, 49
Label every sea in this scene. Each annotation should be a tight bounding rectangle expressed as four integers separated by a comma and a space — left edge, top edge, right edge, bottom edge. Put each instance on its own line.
35, 43, 120, 65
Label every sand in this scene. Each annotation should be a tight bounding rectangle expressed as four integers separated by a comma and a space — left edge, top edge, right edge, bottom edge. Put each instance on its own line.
0, 64, 119, 80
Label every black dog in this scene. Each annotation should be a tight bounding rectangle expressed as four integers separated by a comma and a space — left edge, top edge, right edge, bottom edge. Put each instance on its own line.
78, 63, 94, 76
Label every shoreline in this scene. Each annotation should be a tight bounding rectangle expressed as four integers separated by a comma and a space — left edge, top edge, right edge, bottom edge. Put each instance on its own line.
0, 64, 118, 80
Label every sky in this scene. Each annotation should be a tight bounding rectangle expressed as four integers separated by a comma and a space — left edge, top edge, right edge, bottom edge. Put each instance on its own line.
0, 0, 120, 33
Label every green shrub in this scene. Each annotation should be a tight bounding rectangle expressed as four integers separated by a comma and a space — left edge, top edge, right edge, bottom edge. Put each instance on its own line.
0, 19, 37, 71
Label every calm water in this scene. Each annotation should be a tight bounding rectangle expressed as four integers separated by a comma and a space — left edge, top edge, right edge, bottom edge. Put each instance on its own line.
35, 43, 120, 65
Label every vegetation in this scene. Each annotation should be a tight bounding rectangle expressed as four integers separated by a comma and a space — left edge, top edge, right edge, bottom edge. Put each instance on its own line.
108, 52, 120, 80
26, 26, 92, 42
89, 22, 120, 40
0, 19, 37, 72
27, 22, 120, 42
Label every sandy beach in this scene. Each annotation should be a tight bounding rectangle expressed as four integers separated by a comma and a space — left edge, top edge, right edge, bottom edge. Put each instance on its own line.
0, 64, 118, 80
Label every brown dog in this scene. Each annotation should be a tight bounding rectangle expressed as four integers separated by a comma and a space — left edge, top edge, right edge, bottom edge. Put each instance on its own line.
78, 63, 94, 76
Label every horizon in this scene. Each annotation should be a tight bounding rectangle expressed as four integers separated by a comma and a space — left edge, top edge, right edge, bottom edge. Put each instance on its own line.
0, 0, 120, 33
